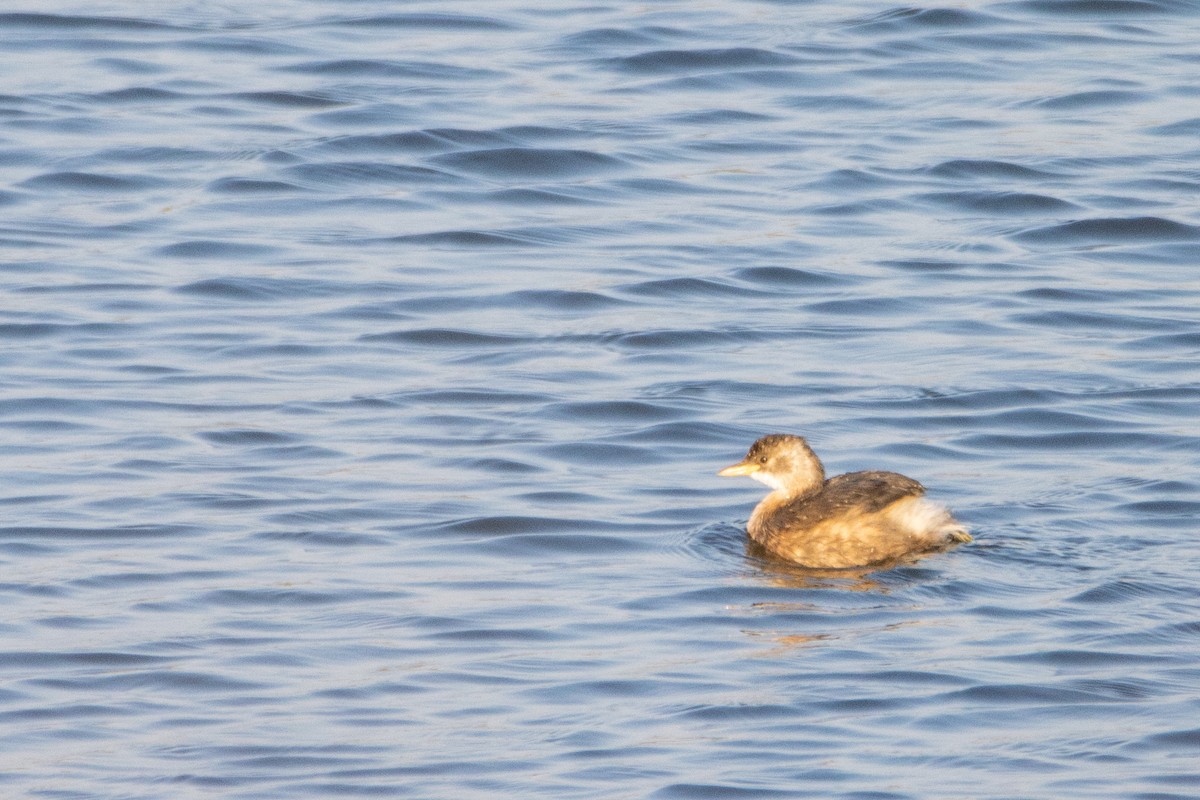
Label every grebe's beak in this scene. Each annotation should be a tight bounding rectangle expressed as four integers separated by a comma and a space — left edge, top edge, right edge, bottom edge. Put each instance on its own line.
718, 460, 758, 477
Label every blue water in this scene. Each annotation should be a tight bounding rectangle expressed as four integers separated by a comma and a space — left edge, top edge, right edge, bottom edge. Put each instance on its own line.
2, 1, 1199, 797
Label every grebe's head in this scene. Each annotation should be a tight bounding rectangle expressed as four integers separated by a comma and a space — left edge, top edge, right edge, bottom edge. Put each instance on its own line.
718, 434, 825, 496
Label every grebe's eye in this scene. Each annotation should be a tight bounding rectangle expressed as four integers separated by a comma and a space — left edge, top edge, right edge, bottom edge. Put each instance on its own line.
758, 456, 767, 464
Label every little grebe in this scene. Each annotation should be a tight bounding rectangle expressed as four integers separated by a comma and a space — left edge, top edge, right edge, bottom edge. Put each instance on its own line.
719, 434, 971, 568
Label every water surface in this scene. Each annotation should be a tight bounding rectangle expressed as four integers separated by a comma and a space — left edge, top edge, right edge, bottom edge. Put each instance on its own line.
1, 1, 1199, 798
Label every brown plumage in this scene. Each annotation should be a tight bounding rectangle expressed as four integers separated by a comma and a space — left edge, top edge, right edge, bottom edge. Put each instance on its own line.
719, 434, 971, 569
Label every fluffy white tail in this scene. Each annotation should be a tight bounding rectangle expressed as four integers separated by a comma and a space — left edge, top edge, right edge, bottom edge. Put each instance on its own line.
895, 496, 972, 544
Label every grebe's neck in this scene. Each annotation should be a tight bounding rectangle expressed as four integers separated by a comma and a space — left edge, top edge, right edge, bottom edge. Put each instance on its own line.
755, 439, 825, 499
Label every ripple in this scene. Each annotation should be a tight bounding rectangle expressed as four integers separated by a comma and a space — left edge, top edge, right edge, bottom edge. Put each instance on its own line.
328, 12, 517, 31
435, 515, 599, 536
1032, 89, 1149, 110
284, 161, 463, 189
847, 7, 1003, 30
558, 27, 672, 49
941, 683, 1130, 705
473, 532, 648, 557
607, 47, 797, 75
1130, 726, 1200, 751
620, 276, 759, 300
732, 266, 849, 288
90, 87, 186, 104
156, 240, 281, 259
537, 441, 659, 467
385, 230, 544, 247
547, 400, 681, 422
653, 784, 797, 799
19, 171, 166, 192
925, 159, 1065, 180
207, 177, 304, 194
1120, 331, 1200, 351
198, 588, 344, 608
918, 191, 1077, 214
431, 147, 626, 180
361, 328, 531, 347
509, 289, 628, 311
197, 429, 301, 446
176, 277, 331, 300
1147, 116, 1200, 136
1068, 579, 1195, 604
1008, 0, 1192, 16
0, 524, 202, 541
229, 90, 346, 109
317, 127, 521, 155
1013, 216, 1200, 244
279, 60, 504, 82
0, 650, 174, 669
0, 322, 120, 339
0, 12, 175, 31
1008, 309, 1179, 331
